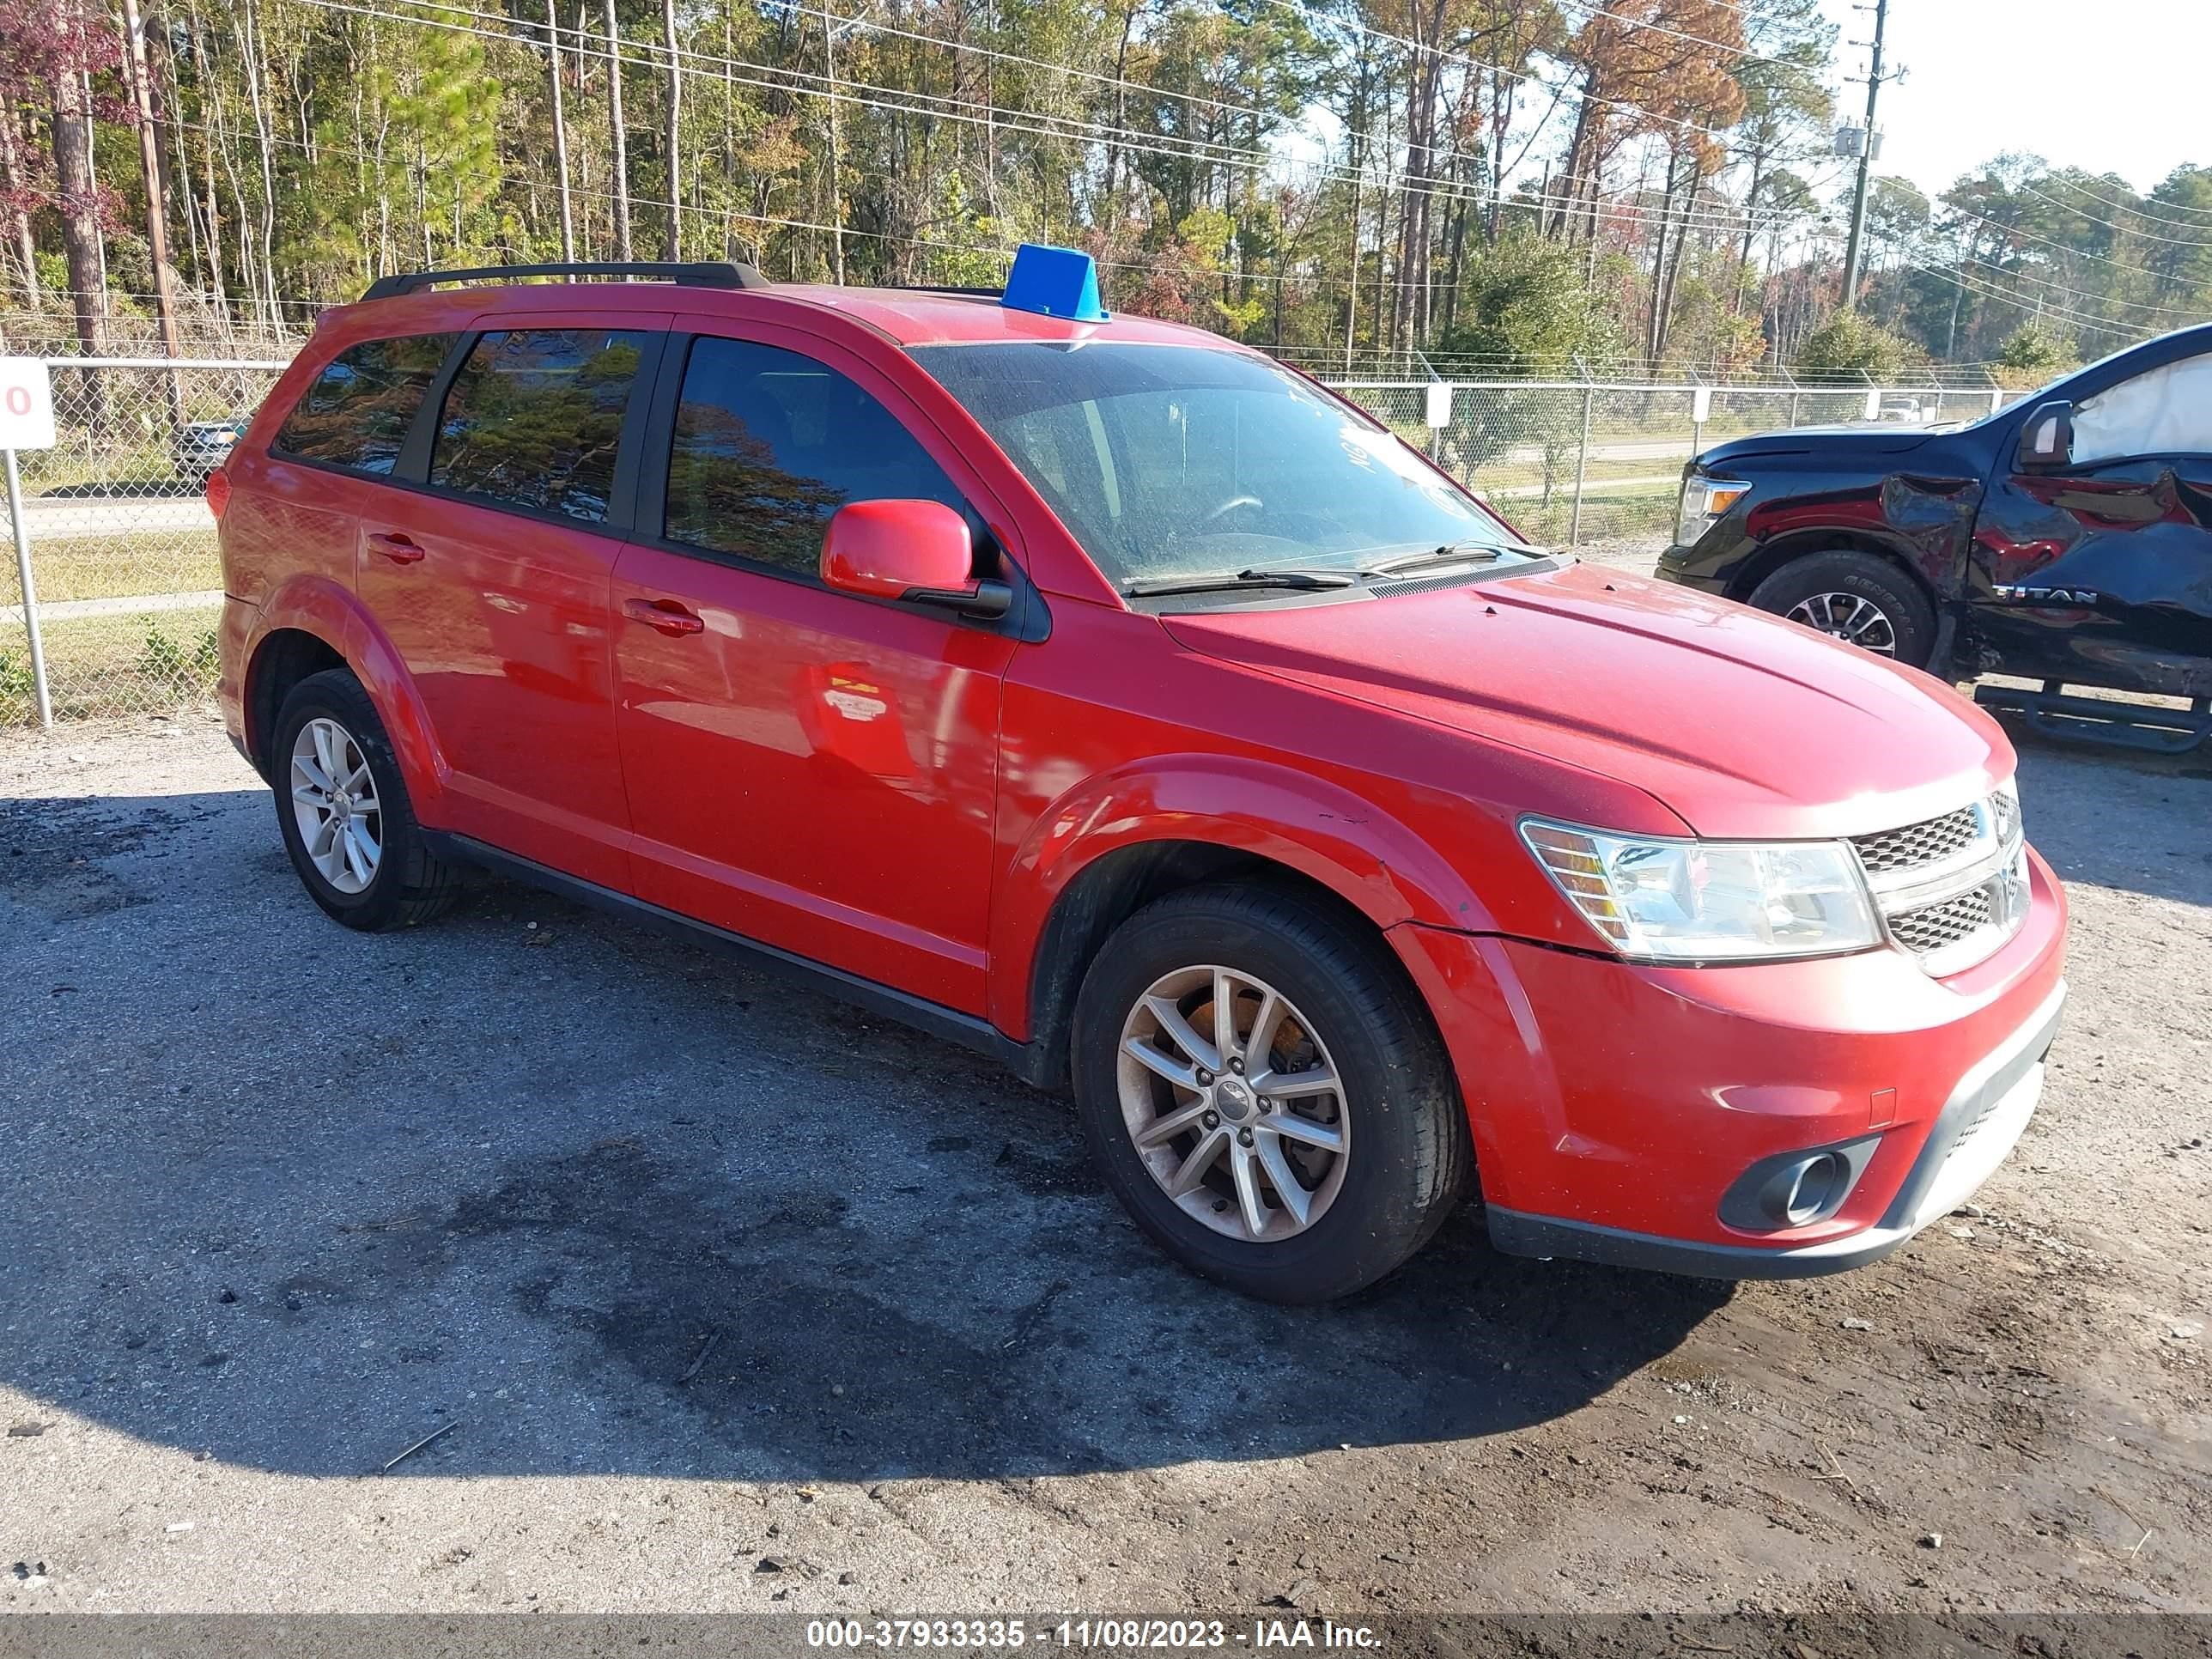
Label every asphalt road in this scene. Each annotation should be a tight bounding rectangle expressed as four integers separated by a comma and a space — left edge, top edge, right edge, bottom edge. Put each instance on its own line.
12, 495, 214, 538
1, 676, 2208, 1615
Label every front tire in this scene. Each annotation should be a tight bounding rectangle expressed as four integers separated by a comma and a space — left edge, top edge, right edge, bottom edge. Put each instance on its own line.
1747, 550, 1937, 668
1070, 883, 1470, 1304
270, 667, 463, 931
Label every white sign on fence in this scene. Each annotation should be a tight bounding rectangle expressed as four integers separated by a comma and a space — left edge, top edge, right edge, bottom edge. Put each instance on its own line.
0, 358, 57, 451
1692, 386, 1712, 425
1425, 381, 1452, 428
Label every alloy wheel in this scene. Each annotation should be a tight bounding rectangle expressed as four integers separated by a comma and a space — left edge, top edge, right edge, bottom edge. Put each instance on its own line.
1785, 591, 1899, 656
1115, 964, 1350, 1243
289, 716, 383, 895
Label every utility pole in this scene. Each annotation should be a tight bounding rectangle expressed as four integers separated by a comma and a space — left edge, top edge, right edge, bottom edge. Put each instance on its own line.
1838, 0, 1891, 312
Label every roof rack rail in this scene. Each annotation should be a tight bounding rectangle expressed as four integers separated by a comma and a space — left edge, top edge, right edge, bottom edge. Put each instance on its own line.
360, 260, 772, 302
890, 283, 1006, 298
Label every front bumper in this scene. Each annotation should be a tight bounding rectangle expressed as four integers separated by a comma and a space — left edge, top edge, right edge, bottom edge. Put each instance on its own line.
1655, 544, 1728, 593
1484, 978, 2062, 1277
1390, 846, 2068, 1278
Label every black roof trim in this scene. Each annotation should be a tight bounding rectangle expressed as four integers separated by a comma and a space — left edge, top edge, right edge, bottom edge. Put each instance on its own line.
360, 261, 773, 302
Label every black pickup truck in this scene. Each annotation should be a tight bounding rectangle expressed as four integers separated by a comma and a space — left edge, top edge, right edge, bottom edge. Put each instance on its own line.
1658, 322, 2212, 752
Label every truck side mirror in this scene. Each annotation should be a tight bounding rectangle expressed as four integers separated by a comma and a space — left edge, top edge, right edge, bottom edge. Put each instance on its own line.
2015, 400, 2074, 472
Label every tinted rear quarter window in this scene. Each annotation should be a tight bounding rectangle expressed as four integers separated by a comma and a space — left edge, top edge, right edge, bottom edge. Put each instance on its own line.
272, 333, 457, 474
665, 337, 963, 574
431, 329, 651, 522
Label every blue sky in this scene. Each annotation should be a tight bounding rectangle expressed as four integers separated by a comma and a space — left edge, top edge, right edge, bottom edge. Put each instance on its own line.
1819, 0, 2212, 198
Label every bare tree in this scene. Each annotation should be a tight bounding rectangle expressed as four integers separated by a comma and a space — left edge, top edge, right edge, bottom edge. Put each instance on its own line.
605, 0, 633, 259
50, 47, 108, 366
0, 96, 40, 307
545, 0, 576, 259
118, 0, 187, 421
661, 0, 680, 258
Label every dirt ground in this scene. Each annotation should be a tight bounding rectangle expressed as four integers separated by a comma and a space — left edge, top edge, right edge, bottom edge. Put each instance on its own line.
1, 667, 2207, 1617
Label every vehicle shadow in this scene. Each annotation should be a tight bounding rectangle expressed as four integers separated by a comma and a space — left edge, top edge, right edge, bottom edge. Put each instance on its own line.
0, 781, 1727, 1485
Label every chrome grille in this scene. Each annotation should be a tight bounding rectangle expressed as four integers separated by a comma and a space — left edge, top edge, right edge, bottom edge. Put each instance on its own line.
1890, 884, 1995, 955
1852, 791, 2029, 975
1990, 787, 2021, 846
1851, 806, 1979, 876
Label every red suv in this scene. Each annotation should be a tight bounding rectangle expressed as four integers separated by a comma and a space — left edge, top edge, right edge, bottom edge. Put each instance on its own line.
212, 251, 2067, 1302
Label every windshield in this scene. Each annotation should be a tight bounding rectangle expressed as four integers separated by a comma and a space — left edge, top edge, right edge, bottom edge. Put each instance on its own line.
913, 343, 1526, 587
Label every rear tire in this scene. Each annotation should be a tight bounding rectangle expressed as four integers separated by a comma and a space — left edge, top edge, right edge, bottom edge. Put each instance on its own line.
270, 667, 464, 932
1070, 882, 1470, 1304
1747, 550, 1937, 669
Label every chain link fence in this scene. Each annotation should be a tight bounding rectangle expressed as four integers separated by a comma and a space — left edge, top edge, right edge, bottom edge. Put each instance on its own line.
1343, 378, 2019, 547
3, 358, 286, 726
2, 355, 2021, 727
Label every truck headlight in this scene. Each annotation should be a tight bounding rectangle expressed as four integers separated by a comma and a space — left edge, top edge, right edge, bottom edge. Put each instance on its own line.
1676, 475, 1748, 546
1520, 818, 1881, 963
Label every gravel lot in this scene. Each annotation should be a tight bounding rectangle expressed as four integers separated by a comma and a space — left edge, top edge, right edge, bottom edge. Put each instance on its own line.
2, 578, 2208, 1617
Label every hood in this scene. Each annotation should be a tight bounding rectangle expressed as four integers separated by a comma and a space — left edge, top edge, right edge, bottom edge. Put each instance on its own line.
1698, 424, 1936, 465
1161, 561, 2013, 841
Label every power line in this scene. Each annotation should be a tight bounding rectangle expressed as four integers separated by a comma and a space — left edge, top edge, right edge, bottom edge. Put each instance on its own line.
2047, 175, 2212, 223
1905, 258, 2146, 343
185, 0, 1864, 279
160, 112, 1506, 301
1940, 201, 2210, 291
291, 0, 1838, 250
2024, 183, 2212, 249
761, 0, 1280, 129
1248, 0, 1749, 146
1943, 252, 2208, 325
297, 0, 1269, 172
1549, 0, 1808, 70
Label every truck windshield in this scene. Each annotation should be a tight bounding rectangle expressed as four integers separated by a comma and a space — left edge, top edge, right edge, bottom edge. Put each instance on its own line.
913, 343, 1527, 588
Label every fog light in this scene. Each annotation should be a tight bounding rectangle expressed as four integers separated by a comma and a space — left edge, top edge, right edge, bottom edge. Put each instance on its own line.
1762, 1152, 1847, 1226
1717, 1135, 1881, 1234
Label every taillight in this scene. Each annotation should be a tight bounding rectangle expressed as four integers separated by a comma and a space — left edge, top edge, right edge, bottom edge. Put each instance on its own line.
204, 467, 232, 520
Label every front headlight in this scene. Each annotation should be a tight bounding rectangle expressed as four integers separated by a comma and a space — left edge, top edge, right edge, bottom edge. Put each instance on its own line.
1520, 818, 1881, 963
1676, 475, 1749, 545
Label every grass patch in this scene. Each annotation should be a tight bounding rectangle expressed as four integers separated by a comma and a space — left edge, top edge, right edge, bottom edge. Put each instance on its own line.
1486, 479, 1680, 545
17, 438, 186, 496
1, 601, 224, 723
21, 528, 223, 604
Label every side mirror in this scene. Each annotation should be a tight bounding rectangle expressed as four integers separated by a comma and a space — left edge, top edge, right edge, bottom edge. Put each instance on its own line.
2015, 400, 2074, 471
820, 498, 1012, 620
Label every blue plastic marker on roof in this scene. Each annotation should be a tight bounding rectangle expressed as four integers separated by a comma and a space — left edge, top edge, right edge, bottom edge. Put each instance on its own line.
1000, 243, 1109, 324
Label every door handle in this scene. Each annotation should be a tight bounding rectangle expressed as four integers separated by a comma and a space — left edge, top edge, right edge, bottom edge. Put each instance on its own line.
623, 596, 706, 636
367, 531, 424, 564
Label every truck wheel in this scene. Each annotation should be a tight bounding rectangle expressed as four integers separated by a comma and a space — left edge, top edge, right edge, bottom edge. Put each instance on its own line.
1748, 550, 1936, 668
271, 667, 465, 932
1070, 882, 1470, 1304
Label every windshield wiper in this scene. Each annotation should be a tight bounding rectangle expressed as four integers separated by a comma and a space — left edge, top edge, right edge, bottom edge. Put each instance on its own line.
1123, 567, 1359, 598
1357, 540, 1548, 577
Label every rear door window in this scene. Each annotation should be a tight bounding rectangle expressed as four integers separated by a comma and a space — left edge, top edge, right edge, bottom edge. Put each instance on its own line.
2072, 353, 2212, 465
430, 328, 652, 522
663, 336, 963, 575
272, 333, 458, 475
